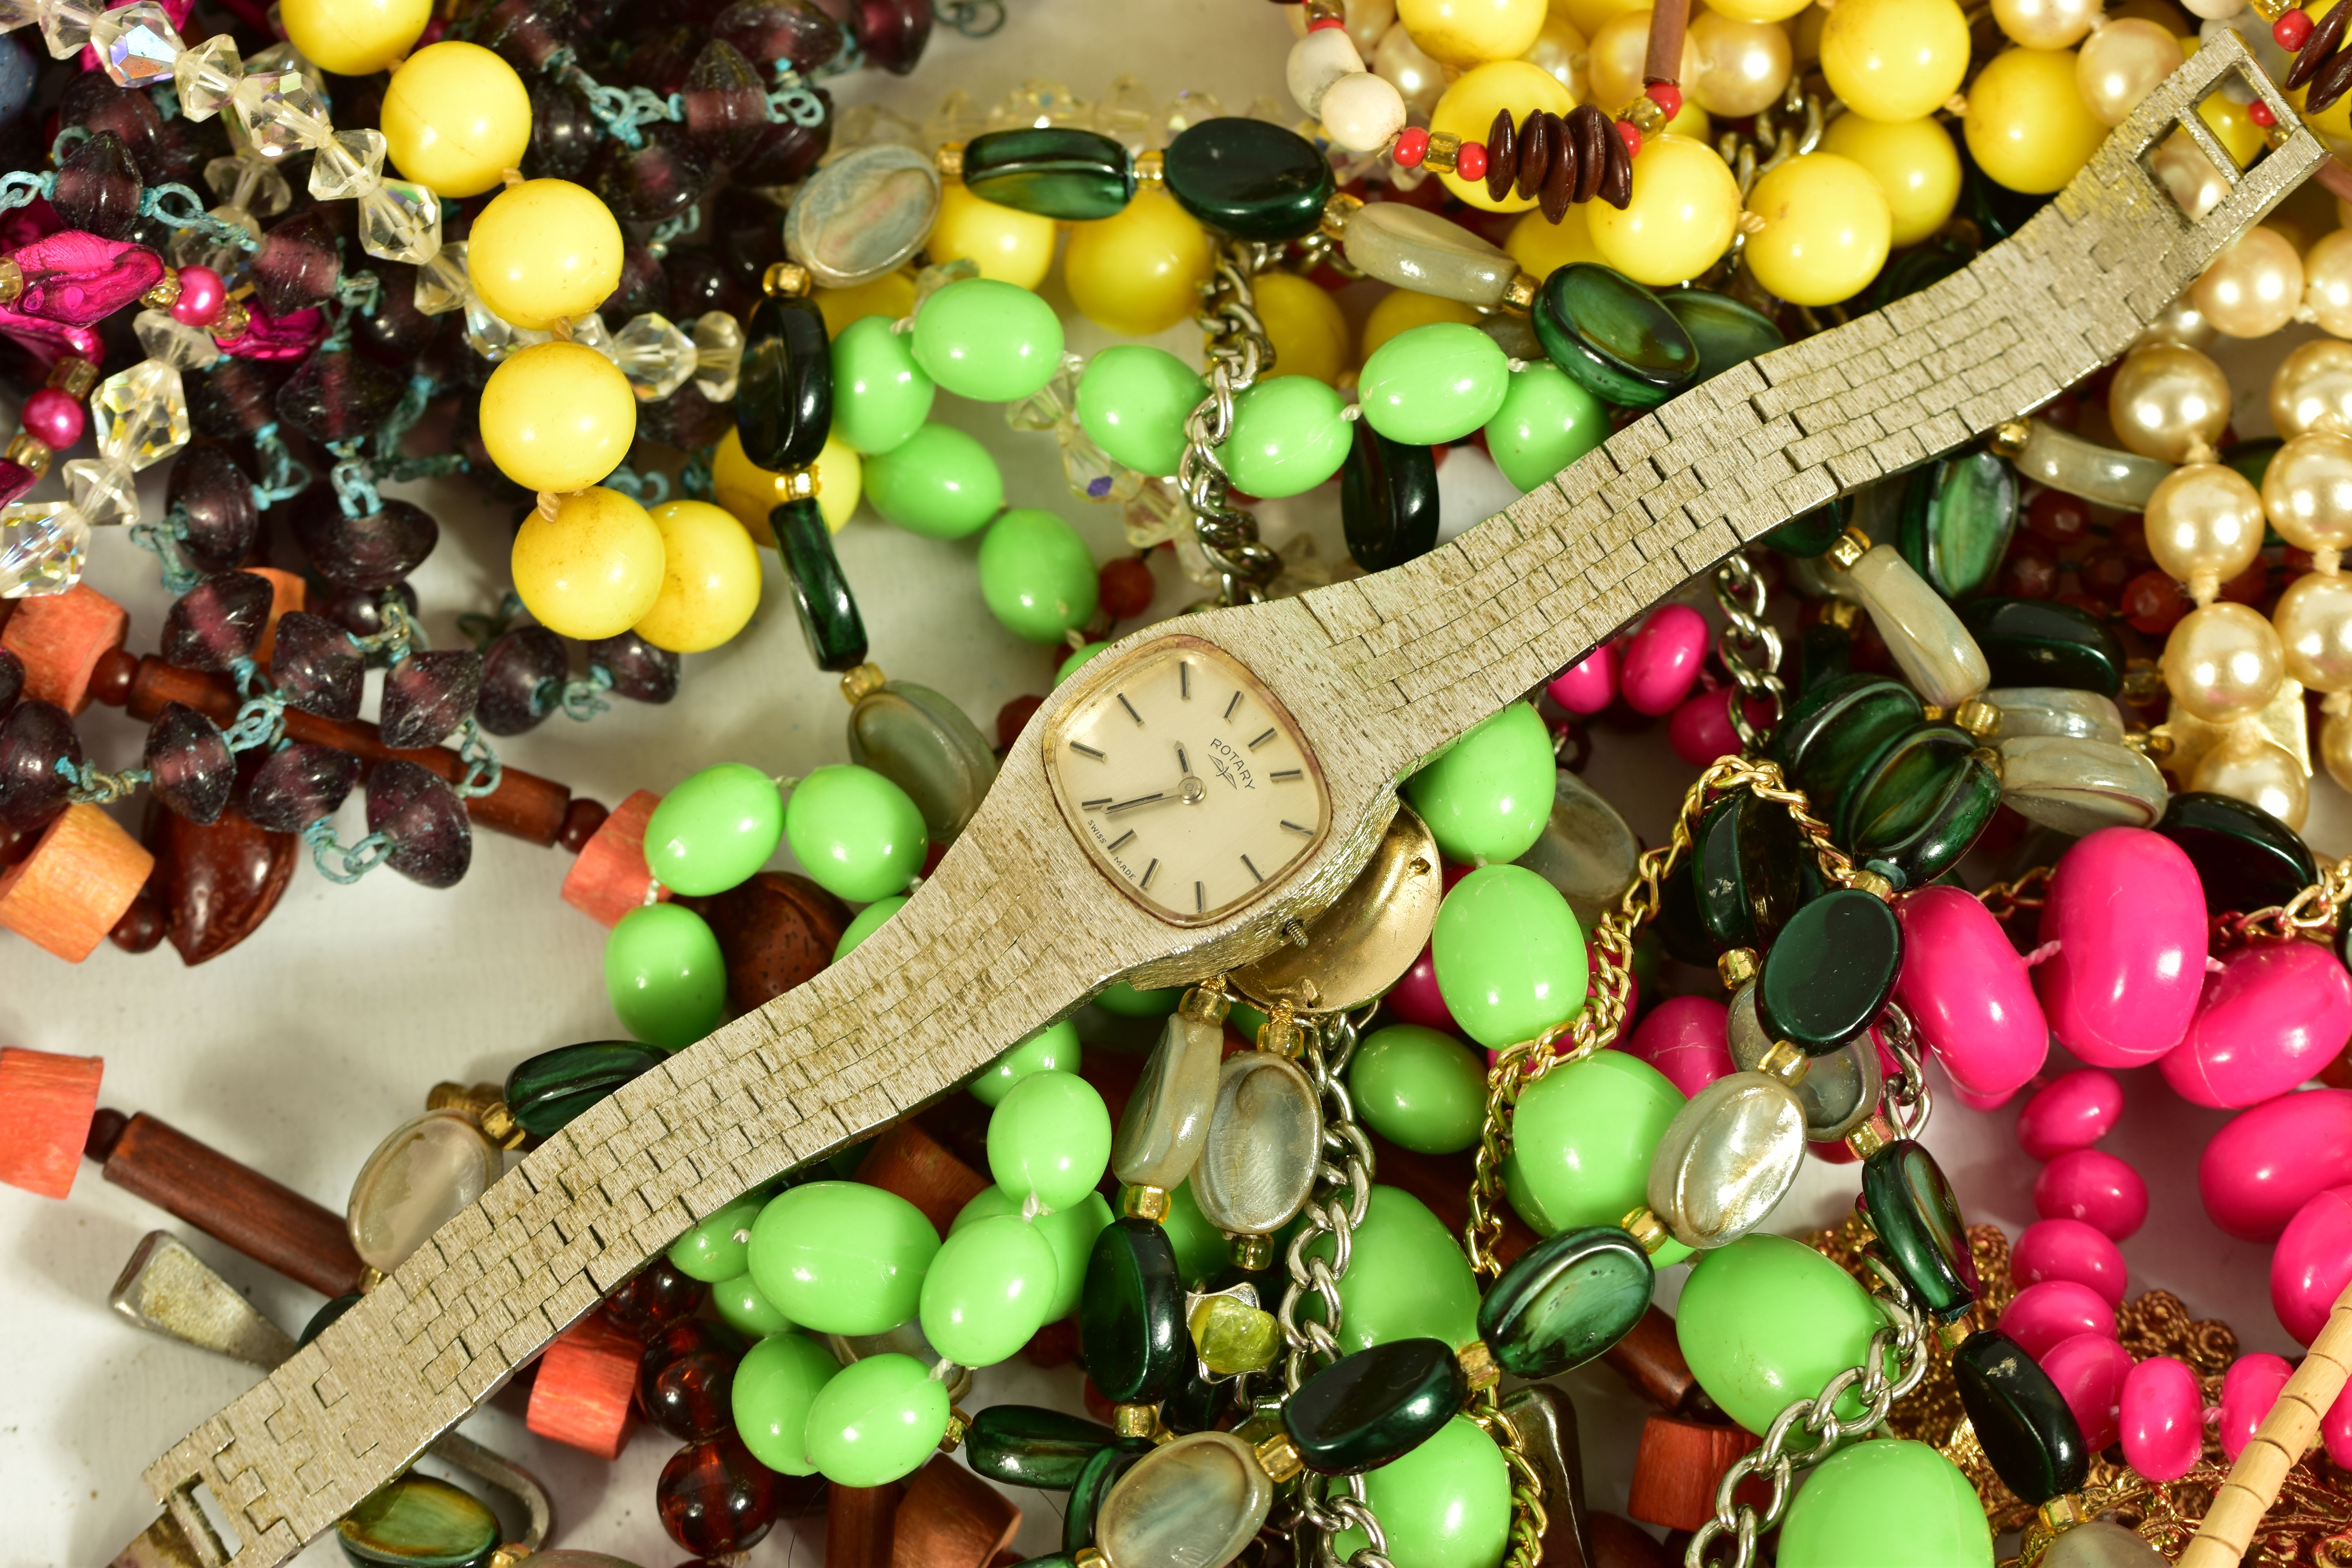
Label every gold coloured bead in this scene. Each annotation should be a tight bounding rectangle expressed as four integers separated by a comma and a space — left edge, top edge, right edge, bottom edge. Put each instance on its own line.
1254, 1431, 1304, 1484
1074, 1551, 1111, 1568
1321, 189, 1365, 238
1501, 270, 1538, 314
2039, 1493, 2088, 1534
47, 357, 99, 397
1257, 1000, 1302, 1057
1227, 1230, 1274, 1270
1954, 697, 2000, 736
210, 299, 251, 342
1848, 866, 1896, 898
1425, 131, 1463, 173
1757, 1038, 1811, 1085
1121, 1184, 1171, 1222
2121, 656, 2167, 705
762, 260, 814, 298
1113, 1403, 1159, 1439
2129, 725, 2175, 760
1845, 1112, 1900, 1159
1815, 598, 1860, 630
840, 661, 888, 704
142, 272, 184, 311
941, 1406, 971, 1451
1180, 977, 1232, 1024
1919, 703, 1946, 722
1134, 148, 1165, 189
6, 431, 53, 477
1625, 96, 1668, 133
936, 141, 966, 181
427, 1081, 525, 1149
1936, 1306, 1981, 1350
1826, 526, 1872, 570
1621, 1205, 1671, 1255
780, 465, 821, 501
1457, 1339, 1501, 1392
360, 1265, 387, 1293
1990, 419, 2031, 457
0, 257, 20, 307
1717, 947, 1759, 989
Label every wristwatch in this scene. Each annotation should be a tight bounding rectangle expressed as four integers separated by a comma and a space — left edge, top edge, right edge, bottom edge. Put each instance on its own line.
121, 36, 2308, 1567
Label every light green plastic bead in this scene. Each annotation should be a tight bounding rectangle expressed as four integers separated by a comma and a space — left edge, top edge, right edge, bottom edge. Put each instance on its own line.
643, 763, 784, 897
1230, 1000, 1270, 1040
1328, 1416, 1511, 1568
1033, 1191, 1113, 1320
713, 1271, 795, 1338
1485, 359, 1608, 492
784, 764, 927, 904
804, 1351, 952, 1487
1506, 1049, 1689, 1263
1349, 1024, 1487, 1155
972, 1019, 1081, 1106
1056, 641, 1110, 685
731, 1330, 840, 1475
1359, 321, 1511, 445
910, 277, 1065, 402
1300, 1185, 1480, 1352
1777, 1440, 1995, 1568
863, 423, 1005, 539
604, 903, 726, 1049
667, 1192, 766, 1282
1161, 1178, 1230, 1285
986, 1069, 1112, 1211
951, 1184, 1021, 1232
918, 1213, 1060, 1366
1222, 376, 1353, 499
1404, 702, 1555, 866
1076, 343, 1200, 477
1431, 865, 1588, 1052
978, 508, 1099, 644
835, 894, 909, 960
746, 1180, 941, 1336
830, 314, 936, 457
1095, 980, 1182, 1017
1677, 1234, 1886, 1435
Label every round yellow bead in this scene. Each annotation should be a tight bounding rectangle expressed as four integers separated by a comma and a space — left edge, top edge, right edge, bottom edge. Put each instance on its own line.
1819, 113, 1961, 247
1553, 0, 1647, 40
1706, 0, 1812, 27
479, 341, 636, 494
928, 181, 1057, 291
512, 487, 667, 640
381, 42, 532, 198
1361, 287, 1483, 363
1742, 152, 1892, 307
1397, 0, 1546, 64
1253, 270, 1352, 386
2194, 91, 2267, 171
1588, 133, 1741, 287
466, 179, 624, 331
280, 0, 429, 76
1507, 205, 1606, 278
815, 272, 918, 339
1063, 188, 1214, 337
1520, 9, 1590, 99
815, 431, 861, 533
1964, 46, 2105, 195
633, 500, 763, 653
1432, 60, 1576, 212
1590, 11, 1696, 114
715, 427, 863, 544
1819, 0, 1971, 122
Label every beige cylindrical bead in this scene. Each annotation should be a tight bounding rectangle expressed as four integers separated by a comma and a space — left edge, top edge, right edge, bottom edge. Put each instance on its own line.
1591, 10, 1699, 112
1288, 27, 1366, 116
2161, 601, 2286, 723
1995, 0, 2099, 49
1688, 11, 1792, 117
2191, 735, 2309, 831
2078, 19, 2185, 127
2192, 226, 2303, 339
1372, 20, 1445, 118
2275, 571, 2352, 692
2272, 338, 2352, 437
2305, 228, 2352, 339
2143, 461, 2265, 588
1321, 69, 1409, 152
2261, 431, 2352, 552
1342, 201, 1519, 305
1847, 543, 1993, 708
2109, 343, 2232, 463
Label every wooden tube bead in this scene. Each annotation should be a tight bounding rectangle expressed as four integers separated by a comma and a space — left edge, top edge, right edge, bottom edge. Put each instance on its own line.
0, 1047, 103, 1198
1626, 1413, 1764, 1532
828, 1481, 899, 1568
855, 1119, 990, 1238
2181, 1276, 2352, 1567
99, 1111, 368, 1298
1604, 1304, 1712, 1417
525, 1315, 640, 1458
560, 788, 669, 926
0, 802, 156, 961
247, 568, 306, 665
892, 1454, 1021, 1568
0, 583, 127, 714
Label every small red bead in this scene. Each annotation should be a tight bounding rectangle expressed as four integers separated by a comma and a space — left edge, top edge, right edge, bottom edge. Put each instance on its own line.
1098, 555, 1155, 620
1393, 125, 1430, 167
2278, 8, 2314, 48
21, 387, 83, 451
1645, 80, 1684, 118
1308, 15, 1347, 27
1456, 140, 1488, 181
170, 265, 226, 327
2249, 98, 2278, 127
1617, 118, 1644, 157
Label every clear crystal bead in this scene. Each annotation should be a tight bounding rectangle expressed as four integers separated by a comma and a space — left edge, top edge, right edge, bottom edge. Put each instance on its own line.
691, 311, 743, 402
911, 255, 979, 315
1094, 75, 1156, 154
1123, 479, 1187, 551
463, 295, 548, 361
133, 307, 221, 370
0, 0, 36, 32
358, 178, 440, 264
309, 127, 387, 200
1060, 423, 1142, 506
613, 312, 695, 401
172, 33, 241, 120
90, 0, 180, 86
0, 500, 91, 597
64, 455, 140, 528
833, 102, 924, 153
206, 151, 290, 216
922, 87, 983, 150
92, 359, 191, 470
1163, 88, 1225, 140
989, 77, 1083, 131
415, 241, 470, 315
1005, 352, 1081, 433
229, 54, 331, 158
167, 205, 257, 276
568, 311, 612, 357
34, 0, 101, 59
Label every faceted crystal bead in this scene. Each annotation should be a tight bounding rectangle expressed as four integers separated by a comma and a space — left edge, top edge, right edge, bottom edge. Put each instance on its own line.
1479, 1224, 1655, 1379
504, 1040, 666, 1136
89, 1, 178, 87
1192, 1051, 1323, 1238
346, 1109, 500, 1271
0, 499, 90, 596
162, 571, 273, 670
358, 179, 441, 266
35, 0, 100, 58
62, 456, 139, 528
53, 129, 143, 239
132, 307, 220, 371
477, 626, 566, 735
270, 613, 365, 719
229, 56, 332, 158
1112, 1009, 1223, 1190
464, 294, 548, 361
309, 129, 387, 201
172, 34, 240, 120
567, 310, 613, 360
167, 205, 257, 277
1283, 1338, 1466, 1473
92, 358, 190, 470
378, 649, 483, 749
242, 741, 359, 832
1096, 1432, 1272, 1568
613, 312, 697, 401
144, 701, 236, 824
414, 240, 471, 316
692, 311, 744, 402
0, 700, 82, 831
206, 150, 291, 216
366, 758, 472, 887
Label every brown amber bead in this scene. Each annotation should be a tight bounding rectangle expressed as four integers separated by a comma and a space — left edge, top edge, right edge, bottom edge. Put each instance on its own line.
604, 1258, 706, 1337
656, 1432, 778, 1555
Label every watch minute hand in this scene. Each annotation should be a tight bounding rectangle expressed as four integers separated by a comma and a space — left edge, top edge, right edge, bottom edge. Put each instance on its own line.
1104, 791, 1172, 813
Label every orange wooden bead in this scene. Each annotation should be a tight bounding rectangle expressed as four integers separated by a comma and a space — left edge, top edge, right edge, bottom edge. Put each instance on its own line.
0, 802, 156, 962
0, 1046, 103, 1198
893, 1453, 1020, 1568
559, 788, 671, 927
247, 567, 307, 665
828, 1482, 898, 1568
1, 583, 128, 714
526, 1314, 640, 1457
1627, 1412, 1764, 1532
855, 1119, 989, 1239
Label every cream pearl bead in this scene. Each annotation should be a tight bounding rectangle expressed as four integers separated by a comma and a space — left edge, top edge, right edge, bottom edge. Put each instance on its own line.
1374, 20, 1447, 117
2192, 735, 2309, 831
2181, 0, 2248, 20
2129, 291, 2218, 353
1592, 9, 1701, 112
2144, 461, 2266, 589
2271, 338, 2352, 436
2078, 20, 2185, 128
2261, 432, 2352, 553
2276, 570, 2352, 692
2107, 343, 2232, 463
2163, 601, 2287, 723
1688, 10, 1794, 117
1321, 70, 1410, 151
1520, 9, 1590, 99
1289, 0, 1398, 56
2192, 225, 2304, 338
2322, 706, 2352, 795
1289, 27, 1367, 115
1994, 0, 2099, 49
2304, 228, 2352, 339
2149, 129, 2229, 220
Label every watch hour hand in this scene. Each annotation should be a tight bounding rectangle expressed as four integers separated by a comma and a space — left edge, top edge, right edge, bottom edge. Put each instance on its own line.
1104, 791, 1172, 814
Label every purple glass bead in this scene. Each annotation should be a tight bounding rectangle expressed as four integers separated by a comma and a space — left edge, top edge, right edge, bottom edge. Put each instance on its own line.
637, 381, 732, 452
600, 243, 667, 323
57, 73, 163, 175
314, 580, 420, 640
529, 79, 599, 179
585, 631, 679, 703
189, 359, 290, 440
290, 490, 439, 590
51, 131, 142, 240
0, 457, 35, 509
656, 1433, 777, 1555
378, 649, 483, 749
852, 0, 931, 73
666, 250, 746, 319
593, 123, 713, 223
714, 187, 788, 290
478, 626, 566, 735
0, 646, 22, 717
365, 758, 471, 888
143, 701, 236, 825
646, 1351, 739, 1441
162, 572, 274, 672
714, 0, 844, 73
8, 229, 165, 326
354, 261, 439, 367
167, 444, 261, 572
0, 699, 80, 833
734, 107, 832, 188
275, 348, 401, 446
214, 304, 325, 362
243, 741, 359, 832
682, 40, 769, 163
269, 612, 364, 719
474, 0, 575, 71
621, 25, 700, 94
251, 211, 341, 321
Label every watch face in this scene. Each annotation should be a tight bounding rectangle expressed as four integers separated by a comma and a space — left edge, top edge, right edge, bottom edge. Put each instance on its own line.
1044, 636, 1331, 926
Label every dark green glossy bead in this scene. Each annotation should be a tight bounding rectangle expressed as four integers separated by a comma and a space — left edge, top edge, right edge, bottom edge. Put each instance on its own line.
1953, 1328, 2085, 1506
1840, 721, 1997, 886
1079, 1216, 1188, 1405
1757, 889, 1902, 1055
1477, 1225, 1653, 1380
1897, 449, 2016, 601
1772, 673, 1925, 808
1063, 1437, 1153, 1555
2224, 436, 2282, 492
1163, 117, 1334, 241
1658, 287, 1785, 381
963, 127, 1135, 220
1532, 263, 1699, 412
1163, 1356, 1240, 1435
1871, 244, 1968, 309
1652, 854, 1716, 966
1853, 742, 2000, 889
737, 295, 832, 472
1012, 1557, 1080, 1568
1762, 496, 1848, 557
1283, 1337, 1467, 1475
504, 1040, 667, 1137
967, 1404, 1116, 1490
1796, 619, 1853, 697
1861, 1141, 1978, 1320
1694, 791, 1805, 951
772, 497, 868, 673
336, 1475, 499, 1567
2158, 791, 2318, 916
1955, 598, 2124, 697
1960, 145, 2052, 241
300, 1293, 363, 1349
1340, 420, 1439, 572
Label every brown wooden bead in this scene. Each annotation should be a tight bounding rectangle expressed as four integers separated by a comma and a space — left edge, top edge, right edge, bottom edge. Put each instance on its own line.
1589, 1511, 1674, 1568
561, 788, 667, 925
2290, 1, 2348, 90
0, 1046, 103, 1198
892, 1453, 1021, 1568
2, 583, 128, 715
828, 1482, 898, 1568
1642, 0, 1691, 87
996, 694, 1042, 749
1626, 1413, 1763, 1533
100, 1111, 368, 1297
1517, 110, 1557, 201
0, 801, 155, 961
109, 889, 166, 953
855, 1118, 989, 1238
85, 1105, 127, 1161
2312, 43, 2352, 113
1569, 104, 1611, 206
1600, 124, 1634, 210
1486, 107, 1518, 203
559, 795, 610, 854
527, 1314, 641, 1458
147, 797, 296, 965
246, 566, 306, 666
87, 644, 139, 708
1602, 1303, 1712, 1417
700, 868, 850, 1014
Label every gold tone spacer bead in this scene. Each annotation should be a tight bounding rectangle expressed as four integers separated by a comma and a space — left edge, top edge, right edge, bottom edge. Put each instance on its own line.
2129, 725, 2175, 760
2039, 1492, 2088, 1535
0, 256, 20, 307
1121, 1184, 1171, 1222
1757, 1037, 1810, 1086
1717, 947, 1759, 990
1321, 189, 1365, 238
1226, 1230, 1274, 1270
6, 431, 54, 477
1074, 1551, 1111, 1568
1457, 1339, 1500, 1393
1936, 1305, 1981, 1350
48, 356, 99, 398
1254, 1431, 1304, 1484
941, 1406, 971, 1451
1501, 270, 1538, 314
1180, 977, 1231, 1025
1847, 866, 1896, 898
1989, 419, 2030, 458
142, 272, 183, 311
209, 299, 250, 342
1825, 526, 1871, 570
1621, 1205, 1671, 1255
1256, 999, 1302, 1058
1624, 96, 1668, 134
1112, 1403, 1159, 1439
1845, 1111, 1900, 1159
1134, 148, 1165, 189
936, 141, 966, 181
360, 1265, 387, 1293
1814, 598, 1859, 630
840, 662, 888, 705
1954, 697, 2000, 737
1424, 131, 1462, 173
762, 260, 814, 298
780, 465, 821, 501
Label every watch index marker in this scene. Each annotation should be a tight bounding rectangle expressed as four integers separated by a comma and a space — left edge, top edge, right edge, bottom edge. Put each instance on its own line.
1176, 744, 1190, 773
1140, 858, 1158, 889
1069, 741, 1106, 760
1080, 797, 1112, 809
1179, 661, 1191, 699
1223, 691, 1243, 720
1247, 727, 1277, 751
1280, 820, 1314, 836
1195, 881, 1206, 914
1107, 829, 1136, 852
1116, 694, 1145, 726
1241, 854, 1263, 884
1270, 769, 1303, 782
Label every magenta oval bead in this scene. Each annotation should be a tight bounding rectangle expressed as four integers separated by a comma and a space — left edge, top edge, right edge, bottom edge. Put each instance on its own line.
1948, 1080, 2018, 1112
2120, 1354, 2205, 1482
2033, 827, 2207, 1067
1626, 995, 1734, 1099
2016, 1069, 2124, 1161
2039, 1331, 2131, 1452
2158, 942, 2352, 1109
1548, 642, 1618, 715
21, 387, 84, 450
2327, 1381, 2352, 1469
2221, 1352, 2293, 1462
1893, 885, 2049, 1098
1999, 1279, 2117, 1360
2198, 1088, 2352, 1241
2272, 1184, 2352, 1345
1667, 688, 1742, 768
1386, 942, 1458, 1032
2034, 1148, 2148, 1240
1619, 604, 1708, 716
2013, 1218, 2128, 1307
172, 265, 226, 327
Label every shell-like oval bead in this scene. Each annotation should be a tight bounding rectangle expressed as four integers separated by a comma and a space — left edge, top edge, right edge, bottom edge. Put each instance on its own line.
1846, 542, 1993, 708
346, 1109, 502, 1272
1192, 1051, 1323, 1238
1112, 1008, 1226, 1191
1645, 1071, 1808, 1250
1096, 1431, 1274, 1568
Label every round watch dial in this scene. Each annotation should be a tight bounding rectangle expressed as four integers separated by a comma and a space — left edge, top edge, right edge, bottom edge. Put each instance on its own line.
1044, 636, 1331, 926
